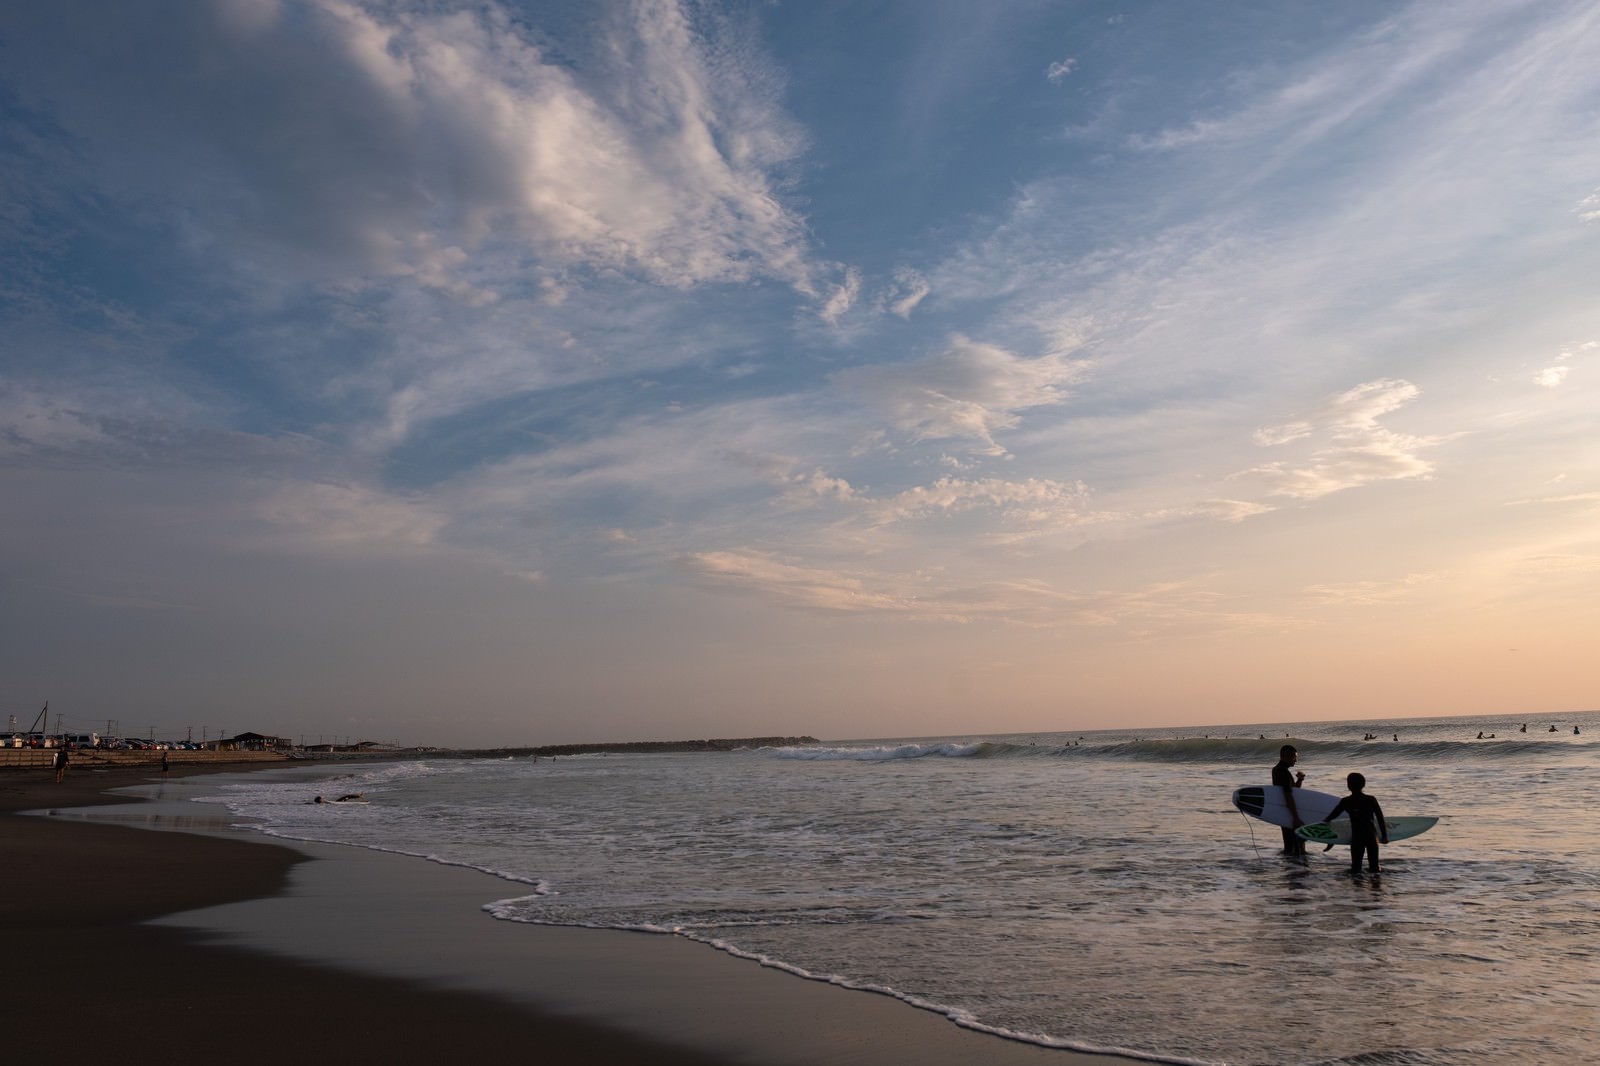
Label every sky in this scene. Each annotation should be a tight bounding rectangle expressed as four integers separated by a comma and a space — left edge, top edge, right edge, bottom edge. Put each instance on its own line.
3, 0, 1598, 748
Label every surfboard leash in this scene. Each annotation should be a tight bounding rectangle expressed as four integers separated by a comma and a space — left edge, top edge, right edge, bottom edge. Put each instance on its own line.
1239, 809, 1265, 859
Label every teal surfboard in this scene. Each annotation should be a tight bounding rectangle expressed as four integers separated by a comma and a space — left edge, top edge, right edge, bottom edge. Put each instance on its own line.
1296, 816, 1437, 845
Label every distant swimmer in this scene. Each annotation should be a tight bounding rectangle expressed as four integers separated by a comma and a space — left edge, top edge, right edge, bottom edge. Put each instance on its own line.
1576, 727, 1582, 735
1550, 726, 1559, 732
335, 793, 365, 802
1521, 724, 1527, 733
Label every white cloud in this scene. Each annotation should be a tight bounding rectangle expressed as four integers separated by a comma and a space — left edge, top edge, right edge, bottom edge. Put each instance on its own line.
1533, 366, 1569, 388
1303, 573, 1435, 607
1046, 58, 1078, 83
7, 0, 816, 297
785, 469, 860, 504
1251, 379, 1421, 447
1193, 499, 1276, 523
884, 268, 931, 318
869, 476, 1094, 525
1577, 187, 1600, 222
685, 550, 1299, 633
832, 335, 1085, 456
819, 267, 863, 324
252, 481, 446, 551
1519, 553, 1600, 574
1238, 379, 1444, 501
1505, 491, 1600, 509
685, 550, 915, 614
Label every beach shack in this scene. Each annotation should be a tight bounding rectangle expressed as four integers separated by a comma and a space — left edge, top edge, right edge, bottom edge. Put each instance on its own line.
227, 732, 295, 752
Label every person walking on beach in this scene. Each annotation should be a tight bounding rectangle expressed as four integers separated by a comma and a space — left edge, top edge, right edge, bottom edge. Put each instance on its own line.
1327, 772, 1387, 876
53, 746, 69, 784
1272, 745, 1306, 857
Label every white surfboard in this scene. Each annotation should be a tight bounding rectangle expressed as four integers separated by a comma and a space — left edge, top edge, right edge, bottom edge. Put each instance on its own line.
1296, 816, 1437, 844
1231, 785, 1437, 845
1231, 784, 1341, 827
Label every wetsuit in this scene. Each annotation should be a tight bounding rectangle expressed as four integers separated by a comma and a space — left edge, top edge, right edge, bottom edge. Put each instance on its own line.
1271, 760, 1304, 856
1328, 792, 1386, 873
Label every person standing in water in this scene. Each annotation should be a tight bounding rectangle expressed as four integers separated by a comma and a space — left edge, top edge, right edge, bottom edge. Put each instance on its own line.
1327, 772, 1388, 876
1271, 745, 1306, 857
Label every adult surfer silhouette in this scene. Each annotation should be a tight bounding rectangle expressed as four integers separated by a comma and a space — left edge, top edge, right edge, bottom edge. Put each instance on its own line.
1271, 745, 1305, 857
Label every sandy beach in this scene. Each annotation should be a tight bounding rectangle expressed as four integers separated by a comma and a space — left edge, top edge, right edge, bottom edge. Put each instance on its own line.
2, 761, 1130, 1066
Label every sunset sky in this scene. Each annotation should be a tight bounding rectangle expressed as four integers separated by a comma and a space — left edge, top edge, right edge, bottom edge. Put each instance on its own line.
3, 0, 1598, 747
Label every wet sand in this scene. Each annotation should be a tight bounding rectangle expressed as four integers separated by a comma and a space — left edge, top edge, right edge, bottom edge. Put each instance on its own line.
2, 762, 1131, 1065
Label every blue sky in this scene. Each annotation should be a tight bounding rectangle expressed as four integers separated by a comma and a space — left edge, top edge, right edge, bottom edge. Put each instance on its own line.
3, 0, 1598, 747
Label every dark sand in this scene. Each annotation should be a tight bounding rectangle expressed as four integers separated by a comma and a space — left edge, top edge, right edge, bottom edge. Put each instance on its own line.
3, 763, 1131, 1065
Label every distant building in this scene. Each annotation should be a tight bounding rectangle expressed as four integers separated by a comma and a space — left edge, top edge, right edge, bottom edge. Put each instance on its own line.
227, 732, 295, 751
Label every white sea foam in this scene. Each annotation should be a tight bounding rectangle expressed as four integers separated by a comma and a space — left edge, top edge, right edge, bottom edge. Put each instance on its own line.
768, 741, 986, 760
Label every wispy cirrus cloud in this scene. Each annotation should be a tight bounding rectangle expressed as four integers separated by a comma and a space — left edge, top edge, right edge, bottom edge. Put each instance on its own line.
1250, 378, 1422, 447
1303, 573, 1436, 607
1236, 380, 1446, 501
832, 336, 1086, 457
3, 0, 819, 297
684, 549, 1300, 634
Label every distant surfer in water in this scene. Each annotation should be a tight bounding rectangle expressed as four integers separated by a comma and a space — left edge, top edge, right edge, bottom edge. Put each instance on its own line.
1327, 772, 1387, 876
1271, 745, 1306, 857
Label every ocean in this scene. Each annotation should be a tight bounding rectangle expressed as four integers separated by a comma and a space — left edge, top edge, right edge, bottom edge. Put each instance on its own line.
189, 711, 1600, 1066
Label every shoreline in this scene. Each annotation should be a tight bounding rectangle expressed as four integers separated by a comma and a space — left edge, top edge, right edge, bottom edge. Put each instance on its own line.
2, 762, 1139, 1066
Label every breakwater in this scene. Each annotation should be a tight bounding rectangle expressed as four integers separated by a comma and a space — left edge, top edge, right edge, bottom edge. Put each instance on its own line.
464, 736, 819, 759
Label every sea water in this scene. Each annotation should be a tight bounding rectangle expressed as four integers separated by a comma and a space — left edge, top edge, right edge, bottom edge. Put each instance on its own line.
193, 711, 1600, 1066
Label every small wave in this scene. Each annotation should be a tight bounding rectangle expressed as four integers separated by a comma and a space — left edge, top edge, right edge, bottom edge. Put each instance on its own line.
478, 905, 1214, 1066
1076, 736, 1592, 766
769, 742, 991, 761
